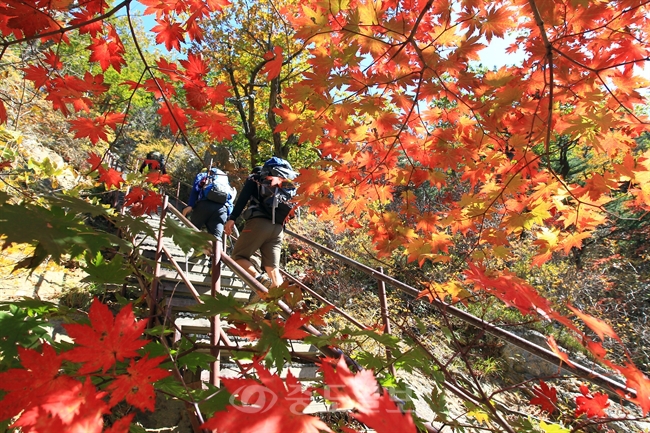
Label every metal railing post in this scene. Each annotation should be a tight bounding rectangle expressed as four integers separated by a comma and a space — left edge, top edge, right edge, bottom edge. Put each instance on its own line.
149, 195, 169, 328
377, 267, 396, 377
210, 238, 222, 388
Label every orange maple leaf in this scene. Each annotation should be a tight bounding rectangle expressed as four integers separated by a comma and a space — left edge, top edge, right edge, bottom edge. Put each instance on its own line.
546, 335, 576, 368
262, 46, 283, 80
567, 304, 621, 342
98, 167, 125, 190
575, 384, 609, 418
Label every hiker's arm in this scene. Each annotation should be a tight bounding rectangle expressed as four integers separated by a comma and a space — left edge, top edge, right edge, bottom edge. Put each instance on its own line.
228, 178, 255, 221
184, 173, 203, 216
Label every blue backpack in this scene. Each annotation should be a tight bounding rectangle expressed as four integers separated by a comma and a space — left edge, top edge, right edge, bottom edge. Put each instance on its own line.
199, 168, 232, 205
254, 157, 298, 224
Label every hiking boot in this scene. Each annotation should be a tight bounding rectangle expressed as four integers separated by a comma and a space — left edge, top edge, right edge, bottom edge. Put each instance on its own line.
255, 274, 273, 289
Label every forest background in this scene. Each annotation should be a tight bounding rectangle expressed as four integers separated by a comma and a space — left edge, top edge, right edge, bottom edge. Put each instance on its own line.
1, 0, 650, 431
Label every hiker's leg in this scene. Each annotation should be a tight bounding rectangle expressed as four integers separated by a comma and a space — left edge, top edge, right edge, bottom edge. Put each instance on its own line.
231, 218, 267, 282
205, 204, 228, 240
189, 200, 210, 231
259, 222, 284, 288
264, 266, 283, 288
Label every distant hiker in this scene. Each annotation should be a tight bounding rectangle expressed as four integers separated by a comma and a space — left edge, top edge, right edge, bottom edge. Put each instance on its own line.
139, 150, 167, 174
183, 167, 236, 241
224, 157, 298, 289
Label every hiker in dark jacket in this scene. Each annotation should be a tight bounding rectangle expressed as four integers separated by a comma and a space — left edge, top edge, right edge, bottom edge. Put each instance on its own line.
224, 166, 282, 289
139, 151, 167, 174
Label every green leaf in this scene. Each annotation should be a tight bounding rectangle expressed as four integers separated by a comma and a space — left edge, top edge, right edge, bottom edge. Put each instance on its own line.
0, 199, 125, 269
163, 216, 213, 255
258, 322, 291, 372
189, 293, 242, 319
82, 251, 132, 285
197, 386, 231, 415
178, 352, 217, 373
0, 305, 52, 370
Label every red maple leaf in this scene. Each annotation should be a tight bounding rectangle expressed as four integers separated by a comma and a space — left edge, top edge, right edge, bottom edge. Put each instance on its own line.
201, 361, 331, 433
279, 312, 310, 339
98, 167, 125, 189
0, 344, 63, 421
205, 82, 232, 105
228, 322, 261, 340
13, 378, 108, 433
612, 362, 650, 416
107, 355, 170, 412
184, 82, 209, 110
158, 102, 188, 134
69, 9, 104, 37
23, 64, 50, 89
155, 57, 181, 81
104, 414, 135, 433
546, 335, 576, 368
0, 100, 6, 125
568, 304, 621, 342
318, 356, 380, 412
139, 189, 164, 215
69, 117, 109, 144
87, 28, 126, 72
353, 391, 417, 433
262, 46, 283, 80
146, 171, 172, 185
5, 3, 57, 38
63, 298, 148, 374
152, 18, 186, 51
43, 50, 62, 70
318, 357, 416, 433
575, 384, 609, 418
189, 109, 236, 141
86, 151, 103, 171
530, 380, 557, 413
180, 52, 208, 80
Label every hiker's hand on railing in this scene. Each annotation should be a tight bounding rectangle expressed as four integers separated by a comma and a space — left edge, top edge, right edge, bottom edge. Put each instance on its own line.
224, 219, 235, 236
182, 206, 192, 217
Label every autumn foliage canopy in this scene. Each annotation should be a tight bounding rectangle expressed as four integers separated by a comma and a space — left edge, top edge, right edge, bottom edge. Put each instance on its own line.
1, 0, 650, 430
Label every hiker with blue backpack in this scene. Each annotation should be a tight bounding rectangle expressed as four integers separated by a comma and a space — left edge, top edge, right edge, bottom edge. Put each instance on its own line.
224, 157, 298, 290
182, 166, 236, 240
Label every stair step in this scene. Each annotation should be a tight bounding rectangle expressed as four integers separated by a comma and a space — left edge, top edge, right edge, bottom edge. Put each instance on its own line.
161, 281, 252, 303
158, 268, 246, 290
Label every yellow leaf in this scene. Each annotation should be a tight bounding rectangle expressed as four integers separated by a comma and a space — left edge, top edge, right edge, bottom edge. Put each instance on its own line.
539, 420, 570, 433
467, 409, 489, 425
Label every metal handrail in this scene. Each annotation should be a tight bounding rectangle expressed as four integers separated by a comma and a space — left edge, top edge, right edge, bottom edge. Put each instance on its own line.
284, 229, 634, 397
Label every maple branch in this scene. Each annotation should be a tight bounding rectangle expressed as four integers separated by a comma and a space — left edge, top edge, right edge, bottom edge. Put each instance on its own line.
0, 0, 131, 49
526, 0, 554, 160
400, 325, 518, 433
123, 3, 205, 168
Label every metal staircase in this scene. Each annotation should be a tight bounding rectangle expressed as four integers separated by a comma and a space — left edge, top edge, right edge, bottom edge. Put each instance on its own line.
130, 195, 635, 433
136, 204, 322, 392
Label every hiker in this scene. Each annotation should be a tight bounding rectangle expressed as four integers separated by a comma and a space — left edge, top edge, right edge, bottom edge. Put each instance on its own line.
224, 157, 298, 289
139, 150, 167, 174
182, 167, 236, 241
